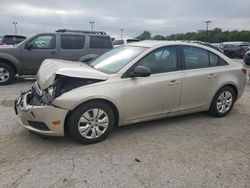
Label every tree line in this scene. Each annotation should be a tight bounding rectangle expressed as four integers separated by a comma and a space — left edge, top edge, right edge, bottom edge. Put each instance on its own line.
135, 28, 250, 43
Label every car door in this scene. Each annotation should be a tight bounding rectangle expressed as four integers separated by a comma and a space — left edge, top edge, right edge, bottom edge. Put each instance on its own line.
179, 45, 217, 111
59, 34, 87, 61
21, 34, 58, 74
123, 46, 182, 122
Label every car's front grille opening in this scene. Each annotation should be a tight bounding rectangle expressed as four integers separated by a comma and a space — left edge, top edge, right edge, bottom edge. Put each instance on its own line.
28, 121, 50, 131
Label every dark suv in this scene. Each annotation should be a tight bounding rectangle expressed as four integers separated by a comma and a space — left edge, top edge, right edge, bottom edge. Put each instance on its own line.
220, 42, 250, 58
0, 29, 113, 85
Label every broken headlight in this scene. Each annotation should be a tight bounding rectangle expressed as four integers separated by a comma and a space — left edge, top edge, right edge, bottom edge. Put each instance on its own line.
43, 75, 103, 104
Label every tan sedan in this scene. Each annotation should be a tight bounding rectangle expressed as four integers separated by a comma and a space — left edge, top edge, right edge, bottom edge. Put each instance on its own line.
15, 41, 248, 144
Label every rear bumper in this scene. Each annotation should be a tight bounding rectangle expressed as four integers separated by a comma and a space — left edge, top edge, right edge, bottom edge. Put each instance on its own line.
15, 91, 68, 136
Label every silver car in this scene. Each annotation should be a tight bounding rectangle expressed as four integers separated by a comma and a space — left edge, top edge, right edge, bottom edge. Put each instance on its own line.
15, 40, 248, 144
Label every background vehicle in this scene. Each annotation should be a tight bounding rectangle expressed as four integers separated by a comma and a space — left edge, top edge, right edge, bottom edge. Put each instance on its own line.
0, 35, 26, 45
243, 50, 250, 65
0, 29, 113, 85
15, 41, 247, 144
219, 41, 250, 58
189, 41, 224, 53
113, 38, 139, 47
0, 36, 3, 44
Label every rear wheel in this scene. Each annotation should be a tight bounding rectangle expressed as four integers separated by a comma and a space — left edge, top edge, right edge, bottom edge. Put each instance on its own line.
209, 86, 236, 117
0, 63, 15, 85
68, 101, 115, 144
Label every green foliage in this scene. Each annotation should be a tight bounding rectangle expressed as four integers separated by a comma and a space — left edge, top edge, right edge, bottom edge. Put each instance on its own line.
135, 31, 152, 40
152, 35, 165, 40
135, 29, 250, 43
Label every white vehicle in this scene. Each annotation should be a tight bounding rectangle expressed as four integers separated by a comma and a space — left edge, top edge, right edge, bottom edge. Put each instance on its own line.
15, 40, 247, 144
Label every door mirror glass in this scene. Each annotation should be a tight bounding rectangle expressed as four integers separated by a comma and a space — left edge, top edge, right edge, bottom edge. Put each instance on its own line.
129, 66, 151, 77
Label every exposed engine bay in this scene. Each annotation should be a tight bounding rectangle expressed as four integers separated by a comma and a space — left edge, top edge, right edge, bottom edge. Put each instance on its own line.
29, 75, 104, 105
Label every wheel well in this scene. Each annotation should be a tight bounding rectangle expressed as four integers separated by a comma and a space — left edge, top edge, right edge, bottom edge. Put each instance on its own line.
219, 84, 238, 99
64, 99, 120, 134
0, 58, 17, 74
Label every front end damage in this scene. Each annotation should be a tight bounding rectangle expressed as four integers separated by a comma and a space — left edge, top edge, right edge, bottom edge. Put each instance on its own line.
15, 90, 68, 136
15, 59, 108, 136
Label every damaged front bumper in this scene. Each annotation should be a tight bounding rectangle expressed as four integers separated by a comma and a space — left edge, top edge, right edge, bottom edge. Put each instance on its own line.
15, 91, 68, 136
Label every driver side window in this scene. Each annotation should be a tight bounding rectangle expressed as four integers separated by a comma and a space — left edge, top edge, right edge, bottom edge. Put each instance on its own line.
27, 35, 56, 49
136, 46, 177, 74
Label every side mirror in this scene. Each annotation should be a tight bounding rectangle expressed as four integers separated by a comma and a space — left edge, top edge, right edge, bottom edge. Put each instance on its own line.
129, 66, 151, 78
26, 43, 34, 50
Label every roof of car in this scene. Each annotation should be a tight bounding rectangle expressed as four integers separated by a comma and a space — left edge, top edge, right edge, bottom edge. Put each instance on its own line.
115, 38, 139, 41
127, 40, 193, 48
55, 29, 109, 36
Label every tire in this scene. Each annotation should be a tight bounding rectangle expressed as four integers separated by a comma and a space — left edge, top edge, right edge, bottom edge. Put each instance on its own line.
67, 101, 115, 144
244, 59, 250, 66
0, 63, 15, 85
209, 86, 236, 117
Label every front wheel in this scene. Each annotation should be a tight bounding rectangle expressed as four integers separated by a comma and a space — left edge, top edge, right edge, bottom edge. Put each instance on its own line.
209, 86, 236, 117
0, 63, 15, 85
68, 101, 115, 144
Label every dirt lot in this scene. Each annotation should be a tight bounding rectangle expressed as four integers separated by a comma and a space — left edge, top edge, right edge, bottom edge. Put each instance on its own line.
0, 59, 249, 188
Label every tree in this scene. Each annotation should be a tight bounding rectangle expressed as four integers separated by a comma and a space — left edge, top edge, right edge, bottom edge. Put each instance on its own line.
152, 35, 165, 40
136, 31, 152, 40
135, 29, 250, 43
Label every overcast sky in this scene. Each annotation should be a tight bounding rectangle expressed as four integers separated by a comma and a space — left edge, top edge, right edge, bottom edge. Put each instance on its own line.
0, 0, 250, 38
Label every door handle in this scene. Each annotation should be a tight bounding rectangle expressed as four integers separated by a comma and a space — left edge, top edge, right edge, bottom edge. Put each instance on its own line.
168, 80, 179, 85
208, 74, 216, 78
51, 51, 56, 55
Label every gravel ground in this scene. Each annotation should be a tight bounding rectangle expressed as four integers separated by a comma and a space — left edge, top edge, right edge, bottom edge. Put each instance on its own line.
0, 59, 249, 188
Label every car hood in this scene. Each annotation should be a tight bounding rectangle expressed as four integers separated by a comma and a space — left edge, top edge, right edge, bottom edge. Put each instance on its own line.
37, 59, 109, 90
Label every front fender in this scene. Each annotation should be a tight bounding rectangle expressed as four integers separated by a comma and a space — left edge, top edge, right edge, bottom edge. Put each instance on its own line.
0, 52, 23, 74
52, 83, 125, 124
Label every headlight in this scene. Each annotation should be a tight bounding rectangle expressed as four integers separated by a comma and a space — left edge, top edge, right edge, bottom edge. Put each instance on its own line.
47, 86, 55, 102
41, 86, 55, 104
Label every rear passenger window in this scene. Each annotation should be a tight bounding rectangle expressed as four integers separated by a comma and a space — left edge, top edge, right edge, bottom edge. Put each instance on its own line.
209, 52, 228, 66
61, 35, 85, 49
183, 46, 209, 69
218, 58, 228, 66
90, 36, 112, 49
209, 52, 219, 67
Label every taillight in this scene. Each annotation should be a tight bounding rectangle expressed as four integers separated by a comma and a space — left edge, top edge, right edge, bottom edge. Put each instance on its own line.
242, 68, 247, 75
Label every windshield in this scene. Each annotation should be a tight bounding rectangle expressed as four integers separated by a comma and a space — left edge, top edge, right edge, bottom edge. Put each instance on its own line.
89, 45, 146, 74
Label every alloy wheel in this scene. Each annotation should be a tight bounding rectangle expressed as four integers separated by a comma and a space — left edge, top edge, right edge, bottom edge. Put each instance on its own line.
78, 108, 109, 139
216, 91, 233, 114
0, 67, 10, 83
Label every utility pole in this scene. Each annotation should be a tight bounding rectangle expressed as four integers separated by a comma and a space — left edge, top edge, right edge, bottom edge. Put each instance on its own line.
13, 22, 18, 34
89, 21, 95, 31
205, 20, 211, 34
120, 29, 124, 38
